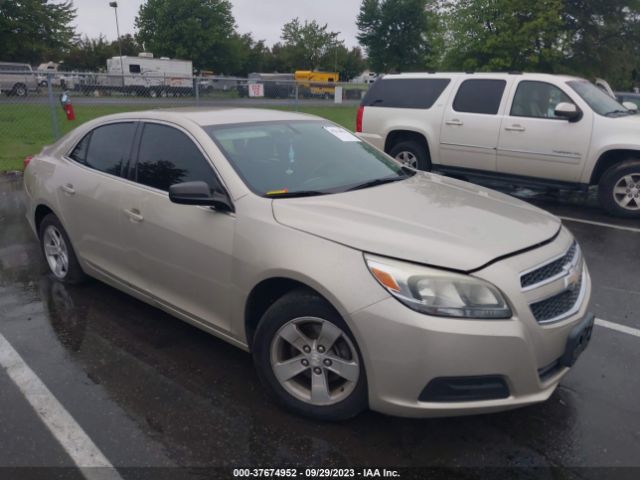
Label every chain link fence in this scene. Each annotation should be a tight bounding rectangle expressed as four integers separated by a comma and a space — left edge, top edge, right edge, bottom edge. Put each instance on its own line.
0, 70, 369, 172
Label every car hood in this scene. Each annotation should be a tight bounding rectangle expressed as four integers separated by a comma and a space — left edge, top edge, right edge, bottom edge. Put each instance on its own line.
271, 173, 561, 271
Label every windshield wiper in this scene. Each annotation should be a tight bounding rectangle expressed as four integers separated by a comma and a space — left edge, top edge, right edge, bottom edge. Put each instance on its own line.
265, 190, 328, 198
345, 175, 407, 192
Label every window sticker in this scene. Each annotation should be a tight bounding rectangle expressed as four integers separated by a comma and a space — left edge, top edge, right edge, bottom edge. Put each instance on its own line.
323, 126, 361, 142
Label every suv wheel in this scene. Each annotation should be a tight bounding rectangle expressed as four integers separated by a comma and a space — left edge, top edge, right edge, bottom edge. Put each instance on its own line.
39, 214, 87, 284
13, 83, 27, 97
389, 140, 431, 170
598, 160, 640, 218
252, 289, 367, 421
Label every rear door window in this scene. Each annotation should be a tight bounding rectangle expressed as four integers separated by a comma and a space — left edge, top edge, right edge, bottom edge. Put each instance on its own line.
134, 123, 221, 192
70, 122, 136, 177
452, 79, 507, 115
361, 78, 451, 109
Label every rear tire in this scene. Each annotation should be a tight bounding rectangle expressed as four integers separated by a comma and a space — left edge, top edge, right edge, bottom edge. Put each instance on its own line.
389, 140, 431, 171
598, 160, 640, 218
252, 289, 368, 421
39, 214, 87, 284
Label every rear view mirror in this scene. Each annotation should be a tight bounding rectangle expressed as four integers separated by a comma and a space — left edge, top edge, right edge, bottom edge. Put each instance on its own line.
169, 181, 233, 212
554, 102, 582, 122
623, 101, 639, 113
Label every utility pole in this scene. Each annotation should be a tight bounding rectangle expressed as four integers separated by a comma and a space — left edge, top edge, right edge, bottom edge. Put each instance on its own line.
109, 2, 125, 87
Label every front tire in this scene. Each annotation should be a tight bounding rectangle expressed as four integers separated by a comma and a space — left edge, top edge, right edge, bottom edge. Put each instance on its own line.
389, 140, 431, 170
598, 160, 640, 218
39, 214, 87, 284
13, 83, 27, 97
252, 289, 368, 421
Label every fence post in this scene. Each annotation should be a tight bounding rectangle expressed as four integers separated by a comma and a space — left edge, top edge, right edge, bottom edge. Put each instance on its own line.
195, 75, 200, 106
294, 83, 299, 111
47, 73, 60, 140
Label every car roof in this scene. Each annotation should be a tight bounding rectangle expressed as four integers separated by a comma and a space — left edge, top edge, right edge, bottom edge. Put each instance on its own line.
91, 107, 321, 127
381, 72, 585, 82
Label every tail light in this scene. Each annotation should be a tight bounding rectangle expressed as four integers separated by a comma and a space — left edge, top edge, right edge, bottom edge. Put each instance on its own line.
23, 155, 34, 169
356, 105, 364, 133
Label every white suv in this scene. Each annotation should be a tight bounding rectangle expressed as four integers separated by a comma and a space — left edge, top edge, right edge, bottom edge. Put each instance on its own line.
356, 72, 640, 218
0, 62, 38, 96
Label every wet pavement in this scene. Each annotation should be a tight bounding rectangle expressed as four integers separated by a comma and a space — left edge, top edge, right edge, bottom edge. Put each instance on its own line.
1, 172, 639, 478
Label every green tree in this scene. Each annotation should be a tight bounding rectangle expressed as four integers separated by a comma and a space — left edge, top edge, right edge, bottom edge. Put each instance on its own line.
135, 0, 236, 71
280, 18, 343, 70
357, 0, 434, 72
61, 34, 142, 71
341, 47, 369, 80
441, 0, 564, 72
226, 33, 279, 75
0, 0, 76, 64
269, 43, 293, 72
559, 0, 640, 89
318, 45, 368, 80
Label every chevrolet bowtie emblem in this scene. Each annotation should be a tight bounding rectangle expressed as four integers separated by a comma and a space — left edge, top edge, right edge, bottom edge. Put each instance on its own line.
564, 265, 581, 290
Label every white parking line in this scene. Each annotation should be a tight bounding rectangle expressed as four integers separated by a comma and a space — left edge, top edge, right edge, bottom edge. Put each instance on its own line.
0, 332, 122, 480
559, 216, 640, 233
596, 318, 640, 338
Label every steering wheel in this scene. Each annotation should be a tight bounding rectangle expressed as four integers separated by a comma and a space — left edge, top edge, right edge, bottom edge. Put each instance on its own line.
300, 162, 335, 188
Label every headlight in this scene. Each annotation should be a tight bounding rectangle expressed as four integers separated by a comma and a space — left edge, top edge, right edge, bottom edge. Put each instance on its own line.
365, 254, 512, 319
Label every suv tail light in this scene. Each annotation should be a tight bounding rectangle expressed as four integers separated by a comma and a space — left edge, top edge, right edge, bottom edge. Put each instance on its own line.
356, 105, 364, 133
23, 155, 34, 169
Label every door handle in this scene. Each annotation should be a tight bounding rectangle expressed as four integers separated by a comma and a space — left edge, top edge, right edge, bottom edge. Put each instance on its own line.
445, 119, 464, 126
60, 183, 75, 195
124, 208, 144, 223
505, 124, 526, 132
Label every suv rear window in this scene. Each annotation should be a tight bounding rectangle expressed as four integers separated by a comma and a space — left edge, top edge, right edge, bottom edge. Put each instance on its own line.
361, 78, 450, 109
452, 79, 506, 115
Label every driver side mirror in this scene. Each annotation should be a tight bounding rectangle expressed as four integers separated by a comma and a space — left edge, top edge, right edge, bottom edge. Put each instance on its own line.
169, 181, 234, 212
622, 101, 639, 113
554, 102, 582, 122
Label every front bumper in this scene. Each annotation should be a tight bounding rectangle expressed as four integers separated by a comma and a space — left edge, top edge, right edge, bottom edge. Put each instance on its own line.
348, 267, 592, 417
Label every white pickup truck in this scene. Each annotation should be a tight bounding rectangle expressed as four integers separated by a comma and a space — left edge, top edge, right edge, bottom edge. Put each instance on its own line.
356, 72, 640, 218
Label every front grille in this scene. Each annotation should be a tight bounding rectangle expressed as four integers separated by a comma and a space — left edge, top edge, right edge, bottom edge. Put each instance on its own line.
419, 376, 510, 402
521, 241, 578, 289
530, 276, 582, 323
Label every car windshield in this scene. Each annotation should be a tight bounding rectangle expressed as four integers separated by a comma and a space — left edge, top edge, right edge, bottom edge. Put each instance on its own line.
567, 80, 632, 116
205, 120, 413, 197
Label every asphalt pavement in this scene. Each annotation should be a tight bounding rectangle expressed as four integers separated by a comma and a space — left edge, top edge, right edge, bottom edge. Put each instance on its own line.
0, 172, 639, 479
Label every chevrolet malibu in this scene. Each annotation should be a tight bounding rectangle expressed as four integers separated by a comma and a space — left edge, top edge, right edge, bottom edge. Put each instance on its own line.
23, 108, 594, 420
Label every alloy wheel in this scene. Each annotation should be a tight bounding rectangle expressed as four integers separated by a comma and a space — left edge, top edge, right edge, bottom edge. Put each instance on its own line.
395, 150, 418, 168
43, 225, 69, 279
270, 317, 360, 406
613, 173, 640, 211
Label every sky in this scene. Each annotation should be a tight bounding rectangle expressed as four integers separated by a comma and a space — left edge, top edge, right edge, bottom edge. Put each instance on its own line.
72, 0, 362, 48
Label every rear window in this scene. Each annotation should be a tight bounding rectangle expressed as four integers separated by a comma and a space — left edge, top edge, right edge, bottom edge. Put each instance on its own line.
69, 123, 136, 177
0, 64, 29, 73
361, 78, 450, 109
452, 79, 506, 115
